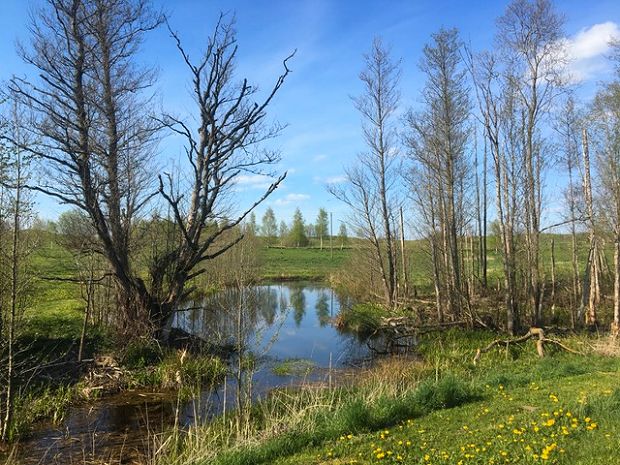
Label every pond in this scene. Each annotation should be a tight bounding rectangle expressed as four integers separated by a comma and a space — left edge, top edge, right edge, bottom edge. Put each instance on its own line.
9, 282, 371, 464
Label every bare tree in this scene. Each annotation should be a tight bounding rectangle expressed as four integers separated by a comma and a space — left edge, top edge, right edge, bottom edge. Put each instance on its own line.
6, 0, 162, 336
496, 0, 566, 326
152, 17, 291, 335
406, 28, 472, 320
591, 78, 620, 334
329, 37, 401, 306
467, 50, 522, 334
6, 1, 291, 340
554, 96, 584, 325
474, 129, 489, 291
0, 103, 36, 440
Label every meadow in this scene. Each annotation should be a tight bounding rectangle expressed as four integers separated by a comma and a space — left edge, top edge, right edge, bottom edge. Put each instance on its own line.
7, 231, 620, 465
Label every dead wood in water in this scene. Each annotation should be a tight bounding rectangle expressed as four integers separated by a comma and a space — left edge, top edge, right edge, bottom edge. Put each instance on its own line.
473, 328, 583, 365
366, 318, 470, 355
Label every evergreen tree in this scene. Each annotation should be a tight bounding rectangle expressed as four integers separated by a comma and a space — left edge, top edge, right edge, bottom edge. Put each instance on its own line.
244, 212, 257, 236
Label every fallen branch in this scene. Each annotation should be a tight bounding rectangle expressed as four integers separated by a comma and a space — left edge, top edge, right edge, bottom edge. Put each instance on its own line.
473, 328, 584, 365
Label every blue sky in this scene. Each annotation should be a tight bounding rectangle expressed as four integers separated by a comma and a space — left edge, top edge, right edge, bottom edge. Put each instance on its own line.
1, 0, 619, 231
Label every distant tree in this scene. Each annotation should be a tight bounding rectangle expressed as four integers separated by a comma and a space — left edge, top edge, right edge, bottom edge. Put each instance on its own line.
337, 222, 349, 249
316, 208, 329, 249
278, 220, 289, 245
261, 207, 278, 244
305, 223, 316, 240
244, 212, 257, 236
287, 208, 309, 247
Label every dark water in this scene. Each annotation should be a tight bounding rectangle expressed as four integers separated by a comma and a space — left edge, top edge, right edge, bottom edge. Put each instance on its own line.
7, 282, 370, 464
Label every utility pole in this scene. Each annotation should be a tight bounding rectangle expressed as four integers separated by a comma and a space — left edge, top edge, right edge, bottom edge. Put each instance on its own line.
330, 212, 333, 260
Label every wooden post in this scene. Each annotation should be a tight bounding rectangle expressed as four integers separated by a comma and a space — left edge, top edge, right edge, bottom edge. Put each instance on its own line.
330, 212, 333, 260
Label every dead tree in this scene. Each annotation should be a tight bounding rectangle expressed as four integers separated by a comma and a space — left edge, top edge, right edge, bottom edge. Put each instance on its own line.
406, 28, 472, 321
152, 17, 291, 335
496, 0, 566, 326
6, 1, 291, 340
553, 96, 583, 326
7, 0, 162, 336
473, 327, 582, 365
467, 51, 521, 334
329, 37, 401, 307
590, 79, 620, 335
579, 128, 600, 328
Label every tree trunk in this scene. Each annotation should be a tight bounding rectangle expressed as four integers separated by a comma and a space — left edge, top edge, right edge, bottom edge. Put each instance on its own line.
582, 128, 598, 328
613, 238, 620, 337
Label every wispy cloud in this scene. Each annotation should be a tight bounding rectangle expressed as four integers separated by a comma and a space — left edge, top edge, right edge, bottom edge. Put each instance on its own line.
274, 193, 310, 206
325, 175, 347, 184
563, 22, 620, 83
233, 174, 276, 191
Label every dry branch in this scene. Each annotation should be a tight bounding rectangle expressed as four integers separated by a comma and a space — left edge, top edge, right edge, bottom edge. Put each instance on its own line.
473, 328, 583, 365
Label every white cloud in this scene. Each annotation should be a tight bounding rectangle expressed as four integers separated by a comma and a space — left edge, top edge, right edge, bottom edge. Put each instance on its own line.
563, 22, 620, 83
274, 193, 310, 206
234, 174, 274, 190
325, 175, 347, 184
313, 154, 327, 162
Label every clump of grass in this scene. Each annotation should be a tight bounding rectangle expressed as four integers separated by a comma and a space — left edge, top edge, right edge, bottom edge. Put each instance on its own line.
127, 350, 226, 391
9, 385, 74, 440
413, 374, 482, 411
335, 303, 388, 336
122, 337, 163, 369
271, 358, 315, 376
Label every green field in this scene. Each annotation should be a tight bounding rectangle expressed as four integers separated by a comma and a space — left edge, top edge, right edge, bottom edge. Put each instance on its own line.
23, 232, 603, 338
258, 246, 351, 281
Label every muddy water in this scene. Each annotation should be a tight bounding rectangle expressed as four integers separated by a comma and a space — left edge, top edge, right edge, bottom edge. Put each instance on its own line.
9, 283, 371, 464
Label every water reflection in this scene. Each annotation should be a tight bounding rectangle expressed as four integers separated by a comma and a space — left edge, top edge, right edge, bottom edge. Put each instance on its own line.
12, 283, 369, 465
315, 292, 330, 327
174, 282, 368, 368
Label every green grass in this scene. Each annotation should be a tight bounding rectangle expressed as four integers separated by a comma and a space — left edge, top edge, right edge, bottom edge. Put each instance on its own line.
271, 358, 316, 377
152, 329, 620, 465
259, 246, 351, 280
24, 234, 85, 339
274, 371, 620, 465
266, 331, 620, 465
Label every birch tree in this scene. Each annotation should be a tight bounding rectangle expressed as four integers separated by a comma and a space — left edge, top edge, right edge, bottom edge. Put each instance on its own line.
591, 71, 620, 334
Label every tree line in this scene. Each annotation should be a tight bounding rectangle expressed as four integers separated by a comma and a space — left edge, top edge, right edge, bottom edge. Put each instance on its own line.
246, 207, 348, 248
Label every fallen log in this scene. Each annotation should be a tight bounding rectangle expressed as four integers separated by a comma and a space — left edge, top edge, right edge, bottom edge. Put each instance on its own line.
473, 327, 583, 365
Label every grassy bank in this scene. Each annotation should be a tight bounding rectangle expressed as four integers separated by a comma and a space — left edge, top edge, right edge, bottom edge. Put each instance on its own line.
153, 329, 620, 465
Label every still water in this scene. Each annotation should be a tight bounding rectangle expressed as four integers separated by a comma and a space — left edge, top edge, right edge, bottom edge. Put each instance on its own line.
11, 282, 370, 464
